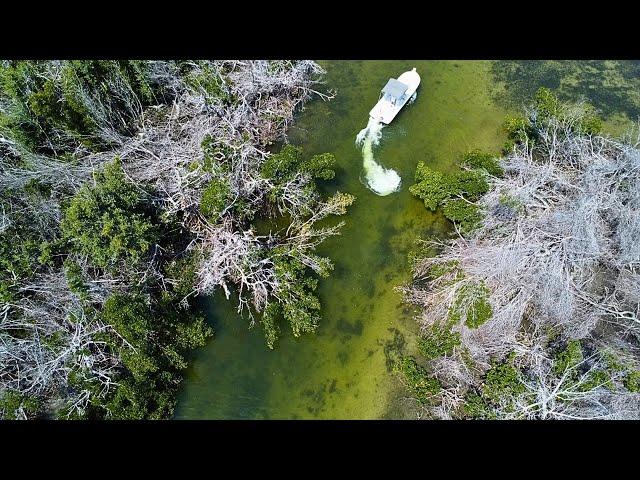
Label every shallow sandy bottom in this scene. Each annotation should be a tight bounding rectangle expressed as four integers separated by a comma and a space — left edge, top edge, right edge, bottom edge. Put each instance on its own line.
175, 60, 518, 419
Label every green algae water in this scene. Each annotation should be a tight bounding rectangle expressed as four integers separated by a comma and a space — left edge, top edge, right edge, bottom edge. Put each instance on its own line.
174, 61, 511, 419
175, 60, 638, 419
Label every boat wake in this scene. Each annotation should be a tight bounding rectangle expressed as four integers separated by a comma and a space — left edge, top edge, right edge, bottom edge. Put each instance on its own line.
356, 117, 401, 196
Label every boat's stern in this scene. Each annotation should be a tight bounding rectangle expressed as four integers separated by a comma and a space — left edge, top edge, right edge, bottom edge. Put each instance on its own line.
369, 99, 397, 124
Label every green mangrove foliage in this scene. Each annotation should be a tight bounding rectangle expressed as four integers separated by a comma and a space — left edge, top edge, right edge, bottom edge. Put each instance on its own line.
62, 158, 158, 270
418, 324, 461, 361
409, 149, 501, 234
448, 281, 493, 329
400, 88, 640, 419
95, 290, 211, 420
0, 60, 165, 154
262, 144, 335, 183
502, 87, 603, 153
461, 353, 525, 418
0, 60, 340, 419
0, 390, 42, 420
397, 357, 441, 405
0, 224, 42, 303
200, 177, 232, 222
261, 253, 324, 349
552, 339, 584, 378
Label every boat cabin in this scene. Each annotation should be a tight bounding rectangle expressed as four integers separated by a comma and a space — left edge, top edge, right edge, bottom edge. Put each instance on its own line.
369, 68, 420, 125
379, 78, 408, 106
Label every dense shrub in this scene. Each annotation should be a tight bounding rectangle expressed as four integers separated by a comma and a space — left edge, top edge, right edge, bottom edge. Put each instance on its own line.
261, 253, 324, 348
448, 281, 493, 329
62, 158, 157, 270
261, 144, 335, 184
409, 159, 491, 234
200, 178, 231, 222
97, 289, 212, 419
482, 353, 525, 406
0, 390, 42, 420
553, 339, 584, 377
624, 371, 640, 392
418, 324, 461, 360
397, 357, 441, 404
461, 149, 503, 177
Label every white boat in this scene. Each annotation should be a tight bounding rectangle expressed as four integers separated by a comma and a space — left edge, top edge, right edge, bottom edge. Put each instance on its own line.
368, 68, 421, 124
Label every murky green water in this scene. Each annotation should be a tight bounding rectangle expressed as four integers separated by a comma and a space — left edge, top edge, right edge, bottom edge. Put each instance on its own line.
176, 61, 505, 419
174, 60, 512, 419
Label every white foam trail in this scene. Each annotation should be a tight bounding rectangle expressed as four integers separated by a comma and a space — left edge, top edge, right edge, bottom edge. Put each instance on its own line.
356, 117, 401, 196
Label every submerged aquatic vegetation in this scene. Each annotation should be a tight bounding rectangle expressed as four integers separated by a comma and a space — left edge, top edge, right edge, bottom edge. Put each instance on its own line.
492, 60, 640, 121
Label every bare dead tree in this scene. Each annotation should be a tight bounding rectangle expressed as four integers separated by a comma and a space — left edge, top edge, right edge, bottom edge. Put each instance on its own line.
0, 267, 121, 417
400, 105, 640, 419
1, 60, 343, 417
505, 346, 632, 420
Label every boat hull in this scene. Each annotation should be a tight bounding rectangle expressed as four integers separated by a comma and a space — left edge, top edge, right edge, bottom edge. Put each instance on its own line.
369, 69, 420, 124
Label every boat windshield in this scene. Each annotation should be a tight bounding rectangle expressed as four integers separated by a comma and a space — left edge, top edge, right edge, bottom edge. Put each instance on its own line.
381, 78, 407, 103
